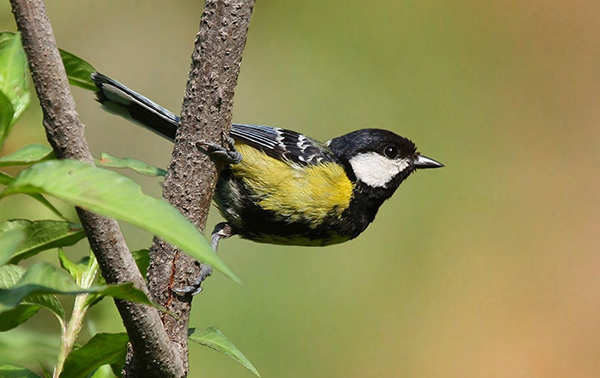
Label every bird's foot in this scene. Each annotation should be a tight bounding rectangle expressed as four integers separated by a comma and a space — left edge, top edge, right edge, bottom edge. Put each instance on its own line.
173, 223, 235, 295
196, 133, 242, 164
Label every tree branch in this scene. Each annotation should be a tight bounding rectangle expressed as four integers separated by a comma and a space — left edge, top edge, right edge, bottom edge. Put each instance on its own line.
146, 0, 256, 373
9, 1, 185, 377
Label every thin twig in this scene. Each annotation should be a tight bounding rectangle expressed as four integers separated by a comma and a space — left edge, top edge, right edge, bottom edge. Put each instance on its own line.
9, 1, 184, 377
146, 0, 257, 373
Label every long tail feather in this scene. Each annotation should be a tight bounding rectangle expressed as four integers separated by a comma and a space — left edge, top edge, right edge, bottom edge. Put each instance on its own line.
92, 72, 179, 141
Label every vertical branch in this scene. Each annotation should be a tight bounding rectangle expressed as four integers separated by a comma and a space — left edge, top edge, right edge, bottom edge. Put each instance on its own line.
9, 0, 185, 377
147, 0, 257, 373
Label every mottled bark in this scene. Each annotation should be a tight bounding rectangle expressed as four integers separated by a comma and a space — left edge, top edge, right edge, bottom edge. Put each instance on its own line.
146, 0, 257, 374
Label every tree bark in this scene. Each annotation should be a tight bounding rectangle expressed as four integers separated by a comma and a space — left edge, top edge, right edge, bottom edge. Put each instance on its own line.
10, 0, 185, 377
146, 0, 257, 374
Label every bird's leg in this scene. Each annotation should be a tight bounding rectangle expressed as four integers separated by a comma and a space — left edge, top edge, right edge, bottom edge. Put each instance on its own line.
210, 222, 235, 251
173, 222, 235, 295
173, 131, 238, 295
196, 132, 242, 164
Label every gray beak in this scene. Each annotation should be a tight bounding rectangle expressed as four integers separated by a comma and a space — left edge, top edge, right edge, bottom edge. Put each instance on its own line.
413, 154, 444, 169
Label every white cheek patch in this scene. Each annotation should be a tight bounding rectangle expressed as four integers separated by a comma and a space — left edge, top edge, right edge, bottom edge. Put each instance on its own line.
349, 152, 412, 187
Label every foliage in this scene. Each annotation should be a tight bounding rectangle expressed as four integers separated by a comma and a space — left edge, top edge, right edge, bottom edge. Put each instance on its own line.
0, 32, 257, 377
0, 32, 30, 149
189, 327, 260, 377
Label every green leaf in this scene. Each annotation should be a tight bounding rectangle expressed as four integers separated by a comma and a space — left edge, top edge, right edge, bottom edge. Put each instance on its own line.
0, 264, 65, 323
59, 49, 96, 91
81, 253, 151, 311
0, 220, 86, 263
96, 152, 167, 177
27, 194, 68, 220
0, 32, 30, 117
109, 362, 124, 378
189, 327, 260, 377
0, 32, 30, 147
0, 229, 24, 266
0, 264, 25, 289
0, 364, 42, 378
58, 249, 85, 282
0, 304, 40, 332
0, 172, 67, 220
27, 291, 66, 323
0, 160, 240, 283
131, 249, 150, 277
60, 333, 128, 378
0, 91, 14, 144
0, 172, 12, 186
0, 144, 54, 167
0, 263, 157, 314
83, 253, 105, 308
94, 283, 157, 306
40, 365, 51, 378
0, 33, 14, 45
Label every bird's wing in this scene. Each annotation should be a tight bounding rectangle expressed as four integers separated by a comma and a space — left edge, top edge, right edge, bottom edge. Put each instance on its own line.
231, 124, 337, 165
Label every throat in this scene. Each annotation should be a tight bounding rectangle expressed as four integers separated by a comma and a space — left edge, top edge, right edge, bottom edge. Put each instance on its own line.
332, 183, 397, 239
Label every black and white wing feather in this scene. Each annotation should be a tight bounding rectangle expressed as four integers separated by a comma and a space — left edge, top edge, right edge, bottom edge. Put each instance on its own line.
230, 124, 337, 166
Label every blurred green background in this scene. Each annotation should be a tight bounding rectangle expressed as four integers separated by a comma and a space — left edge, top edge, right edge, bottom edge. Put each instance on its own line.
2, 0, 600, 377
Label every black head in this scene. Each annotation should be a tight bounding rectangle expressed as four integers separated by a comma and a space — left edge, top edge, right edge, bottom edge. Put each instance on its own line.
328, 128, 443, 189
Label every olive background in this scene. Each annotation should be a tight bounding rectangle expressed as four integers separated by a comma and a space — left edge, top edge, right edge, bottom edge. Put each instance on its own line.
1, 1, 599, 377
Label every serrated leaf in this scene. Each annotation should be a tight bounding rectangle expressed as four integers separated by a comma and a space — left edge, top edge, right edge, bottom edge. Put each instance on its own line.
0, 160, 239, 283
0, 264, 65, 322
60, 333, 128, 378
0, 263, 157, 314
96, 152, 167, 177
0, 304, 40, 332
0, 172, 67, 220
0, 229, 24, 266
0, 364, 42, 378
59, 49, 96, 91
0, 220, 86, 263
189, 327, 260, 377
0, 144, 54, 167
0, 32, 30, 147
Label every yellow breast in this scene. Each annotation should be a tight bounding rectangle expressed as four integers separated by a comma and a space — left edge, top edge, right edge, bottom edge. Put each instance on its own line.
231, 143, 354, 227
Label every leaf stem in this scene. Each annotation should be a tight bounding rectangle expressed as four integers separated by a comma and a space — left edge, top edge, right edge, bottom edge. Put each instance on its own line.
54, 292, 89, 378
54, 256, 98, 378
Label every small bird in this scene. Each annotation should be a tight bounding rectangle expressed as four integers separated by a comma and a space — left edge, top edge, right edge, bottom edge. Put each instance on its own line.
92, 72, 443, 292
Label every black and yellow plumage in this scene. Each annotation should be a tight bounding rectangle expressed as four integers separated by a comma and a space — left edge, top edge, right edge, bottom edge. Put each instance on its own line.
217, 141, 354, 246
92, 72, 443, 291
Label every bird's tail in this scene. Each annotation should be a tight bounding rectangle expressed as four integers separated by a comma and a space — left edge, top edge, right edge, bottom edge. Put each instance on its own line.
91, 72, 179, 141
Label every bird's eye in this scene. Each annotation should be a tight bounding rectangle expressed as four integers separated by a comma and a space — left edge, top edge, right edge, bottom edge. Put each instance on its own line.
383, 145, 399, 159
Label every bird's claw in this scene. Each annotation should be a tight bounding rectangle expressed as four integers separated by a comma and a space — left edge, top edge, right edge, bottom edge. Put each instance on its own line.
172, 223, 235, 296
173, 264, 212, 296
197, 133, 242, 164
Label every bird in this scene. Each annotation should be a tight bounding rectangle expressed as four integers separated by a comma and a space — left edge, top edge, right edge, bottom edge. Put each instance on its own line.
91, 72, 443, 293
